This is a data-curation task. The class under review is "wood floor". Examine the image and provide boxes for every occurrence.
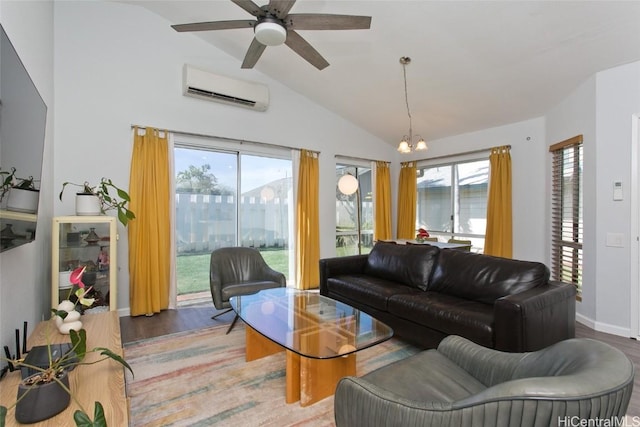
[119,306,640,416]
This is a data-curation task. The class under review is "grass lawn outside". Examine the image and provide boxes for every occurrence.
[176,246,373,295]
[176,249,290,295]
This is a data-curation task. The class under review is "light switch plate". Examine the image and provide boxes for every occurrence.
[606,233,625,247]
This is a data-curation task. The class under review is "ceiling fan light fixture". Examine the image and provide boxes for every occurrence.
[254,21,287,46]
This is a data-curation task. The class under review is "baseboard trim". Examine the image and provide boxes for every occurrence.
[576,313,632,338]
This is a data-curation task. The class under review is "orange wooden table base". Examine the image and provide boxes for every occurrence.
[245,326,355,406]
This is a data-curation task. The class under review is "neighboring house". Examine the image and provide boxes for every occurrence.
[1,0,639,353]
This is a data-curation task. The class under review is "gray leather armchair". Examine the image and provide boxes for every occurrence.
[335,335,634,427]
[210,247,286,333]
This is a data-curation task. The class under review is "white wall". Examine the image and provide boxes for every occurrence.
[0,1,54,354]
[53,1,395,313]
[594,61,640,335]
[546,60,640,336]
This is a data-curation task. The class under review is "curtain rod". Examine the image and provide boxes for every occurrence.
[131,124,300,152]
[335,154,389,164]
[422,145,511,162]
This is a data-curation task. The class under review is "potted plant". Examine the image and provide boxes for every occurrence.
[0,168,40,213]
[0,167,17,201]
[58,178,135,226]
[0,267,133,426]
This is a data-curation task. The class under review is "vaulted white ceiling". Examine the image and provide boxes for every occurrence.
[125,0,640,147]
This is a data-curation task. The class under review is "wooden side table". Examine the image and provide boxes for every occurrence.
[0,311,128,426]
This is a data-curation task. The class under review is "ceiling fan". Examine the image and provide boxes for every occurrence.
[171,0,372,70]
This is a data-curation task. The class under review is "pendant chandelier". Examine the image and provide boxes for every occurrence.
[397,56,427,153]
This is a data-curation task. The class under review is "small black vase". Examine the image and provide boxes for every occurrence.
[15,370,71,423]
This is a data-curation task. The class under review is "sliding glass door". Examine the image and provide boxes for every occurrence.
[174,144,292,302]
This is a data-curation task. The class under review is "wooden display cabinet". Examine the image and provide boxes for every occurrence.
[52,216,117,311]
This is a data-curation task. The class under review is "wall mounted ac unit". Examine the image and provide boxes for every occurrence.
[182,64,269,112]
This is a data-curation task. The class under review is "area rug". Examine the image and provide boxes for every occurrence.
[124,324,419,427]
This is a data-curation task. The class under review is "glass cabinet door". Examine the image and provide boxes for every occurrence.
[52,216,117,311]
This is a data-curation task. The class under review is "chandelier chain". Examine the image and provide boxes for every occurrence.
[403,62,413,140]
[397,56,426,153]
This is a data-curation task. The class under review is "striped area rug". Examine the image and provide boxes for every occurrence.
[124,323,419,426]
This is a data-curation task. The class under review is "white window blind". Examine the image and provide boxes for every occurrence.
[550,135,583,297]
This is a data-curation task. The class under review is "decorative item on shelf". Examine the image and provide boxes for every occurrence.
[396,57,428,154]
[54,299,83,335]
[415,228,430,242]
[0,323,133,426]
[58,178,135,226]
[84,227,100,245]
[59,270,73,289]
[97,246,110,271]
[1,223,18,246]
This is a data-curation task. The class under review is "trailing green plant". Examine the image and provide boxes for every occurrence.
[0,167,37,202]
[59,178,135,226]
[0,267,133,426]
[0,328,133,427]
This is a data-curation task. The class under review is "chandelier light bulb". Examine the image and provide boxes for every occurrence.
[397,140,410,153]
[415,138,428,151]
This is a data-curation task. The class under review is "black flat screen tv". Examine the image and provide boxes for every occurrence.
[0,23,47,252]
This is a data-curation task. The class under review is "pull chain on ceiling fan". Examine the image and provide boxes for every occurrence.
[171,0,372,70]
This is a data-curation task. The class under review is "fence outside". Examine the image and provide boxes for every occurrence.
[176,193,290,253]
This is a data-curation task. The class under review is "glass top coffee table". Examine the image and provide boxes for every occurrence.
[230,288,393,406]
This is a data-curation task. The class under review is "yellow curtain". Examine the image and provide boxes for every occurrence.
[374,161,392,241]
[484,145,513,258]
[128,127,171,316]
[396,161,417,239]
[295,150,320,290]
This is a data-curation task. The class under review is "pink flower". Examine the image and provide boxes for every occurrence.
[66,266,95,307]
[69,266,86,289]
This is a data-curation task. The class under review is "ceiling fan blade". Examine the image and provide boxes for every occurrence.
[241,38,268,69]
[267,1,296,19]
[172,20,256,32]
[287,14,372,30]
[231,0,265,17]
[285,30,329,70]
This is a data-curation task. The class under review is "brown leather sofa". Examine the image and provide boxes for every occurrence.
[319,242,576,351]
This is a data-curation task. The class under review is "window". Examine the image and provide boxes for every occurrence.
[550,135,583,297]
[416,159,489,251]
[335,164,373,255]
[174,143,292,302]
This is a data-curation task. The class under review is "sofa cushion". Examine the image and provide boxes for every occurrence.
[429,249,550,304]
[364,242,439,291]
[388,292,494,348]
[326,275,412,311]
